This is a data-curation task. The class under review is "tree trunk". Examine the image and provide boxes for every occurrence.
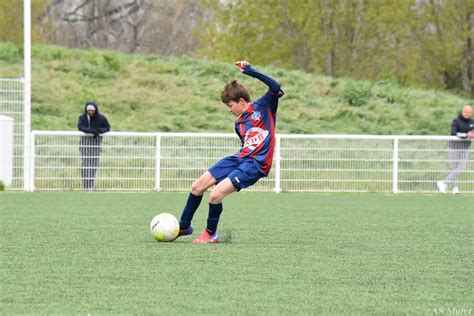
[321,0,336,77]
[460,8,473,97]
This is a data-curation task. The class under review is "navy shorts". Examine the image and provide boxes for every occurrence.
[208,156,265,191]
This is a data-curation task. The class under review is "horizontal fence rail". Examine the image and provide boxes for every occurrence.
[23,131,474,193]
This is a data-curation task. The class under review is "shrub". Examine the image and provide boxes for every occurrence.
[342,81,372,107]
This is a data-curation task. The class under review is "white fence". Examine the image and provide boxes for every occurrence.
[0,79,25,190]
[24,131,473,193]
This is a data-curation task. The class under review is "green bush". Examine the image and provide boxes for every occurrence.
[342,81,373,107]
[102,54,121,72]
[0,180,4,191]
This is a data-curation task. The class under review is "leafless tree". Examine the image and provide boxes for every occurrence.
[39,0,202,55]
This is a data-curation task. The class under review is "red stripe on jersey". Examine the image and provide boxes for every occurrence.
[236,104,252,158]
[247,108,276,173]
[260,108,276,173]
[248,121,268,158]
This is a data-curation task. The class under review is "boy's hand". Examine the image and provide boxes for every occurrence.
[235,61,250,72]
[468,131,474,139]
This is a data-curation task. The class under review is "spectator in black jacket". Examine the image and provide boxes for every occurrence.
[437,105,473,194]
[77,101,111,190]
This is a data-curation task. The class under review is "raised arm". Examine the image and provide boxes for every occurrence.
[235,61,282,94]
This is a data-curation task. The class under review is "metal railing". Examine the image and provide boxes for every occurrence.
[22,131,474,193]
[0,79,25,190]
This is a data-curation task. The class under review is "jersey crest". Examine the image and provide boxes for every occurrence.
[251,111,262,122]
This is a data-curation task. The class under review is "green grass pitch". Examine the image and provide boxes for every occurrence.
[1,192,472,314]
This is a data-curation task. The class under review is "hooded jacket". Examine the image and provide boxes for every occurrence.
[449,112,473,149]
[77,101,111,135]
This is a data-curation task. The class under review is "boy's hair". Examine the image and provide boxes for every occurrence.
[221,80,250,104]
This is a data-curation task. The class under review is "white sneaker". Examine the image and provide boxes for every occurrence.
[452,186,459,195]
[437,181,447,193]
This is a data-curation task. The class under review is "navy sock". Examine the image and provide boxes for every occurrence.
[206,203,223,235]
[179,193,203,230]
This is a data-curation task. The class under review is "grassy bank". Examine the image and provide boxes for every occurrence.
[0,42,470,134]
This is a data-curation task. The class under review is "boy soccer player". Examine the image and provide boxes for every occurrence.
[178,61,284,243]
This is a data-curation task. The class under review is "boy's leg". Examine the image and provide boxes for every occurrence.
[193,160,265,243]
[193,178,236,243]
[204,161,263,235]
[179,171,216,230]
[184,156,239,231]
[206,178,236,234]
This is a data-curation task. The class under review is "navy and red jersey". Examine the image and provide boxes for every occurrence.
[233,66,284,175]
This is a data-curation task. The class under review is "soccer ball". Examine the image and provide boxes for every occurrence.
[149,213,179,242]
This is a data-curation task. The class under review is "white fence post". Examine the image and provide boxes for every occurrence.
[23,0,32,191]
[274,135,282,193]
[392,137,399,194]
[155,134,161,191]
[29,131,35,191]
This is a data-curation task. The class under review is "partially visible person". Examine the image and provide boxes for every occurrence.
[77,101,111,190]
[437,105,473,194]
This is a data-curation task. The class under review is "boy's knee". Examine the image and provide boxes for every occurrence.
[209,190,223,204]
[191,180,206,196]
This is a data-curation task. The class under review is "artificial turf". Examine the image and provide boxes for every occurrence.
[1,192,472,314]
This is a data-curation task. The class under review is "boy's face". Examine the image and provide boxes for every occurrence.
[226,98,248,117]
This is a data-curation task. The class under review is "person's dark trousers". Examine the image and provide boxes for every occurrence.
[80,136,102,190]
